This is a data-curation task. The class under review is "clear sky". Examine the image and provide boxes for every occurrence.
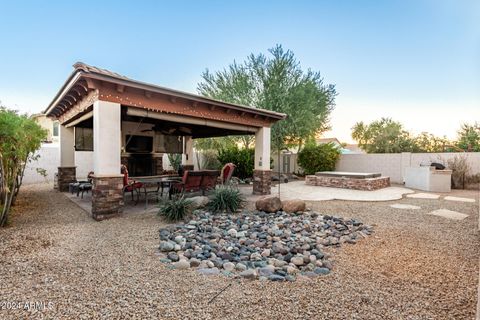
[0,0,478,143]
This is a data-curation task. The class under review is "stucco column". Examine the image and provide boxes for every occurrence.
[57,124,76,191]
[91,100,123,220]
[182,136,194,171]
[253,127,272,195]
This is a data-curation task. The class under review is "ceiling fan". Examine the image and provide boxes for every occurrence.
[140,124,192,135]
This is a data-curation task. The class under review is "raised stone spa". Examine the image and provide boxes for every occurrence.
[305,171,390,191]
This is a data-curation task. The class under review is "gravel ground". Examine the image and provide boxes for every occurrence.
[0,183,478,319]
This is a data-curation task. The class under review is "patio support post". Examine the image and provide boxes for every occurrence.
[91,100,124,221]
[182,136,194,171]
[57,124,76,191]
[253,126,271,195]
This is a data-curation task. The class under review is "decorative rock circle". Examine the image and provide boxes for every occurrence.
[158,210,373,282]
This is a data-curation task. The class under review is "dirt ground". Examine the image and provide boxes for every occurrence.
[0,183,478,319]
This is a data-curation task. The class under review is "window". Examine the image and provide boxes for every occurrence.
[75,127,93,151]
[52,121,59,137]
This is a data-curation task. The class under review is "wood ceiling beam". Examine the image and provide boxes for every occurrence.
[57,102,67,111]
[71,87,83,97]
[65,94,77,103]
[76,82,89,93]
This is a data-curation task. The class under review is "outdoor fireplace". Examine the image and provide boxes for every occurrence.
[122,154,163,177]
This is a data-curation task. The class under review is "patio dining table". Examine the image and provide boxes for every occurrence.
[131,175,182,208]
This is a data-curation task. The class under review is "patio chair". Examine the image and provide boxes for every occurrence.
[121,165,142,203]
[220,163,236,184]
[169,170,204,197]
[77,181,93,199]
[69,171,94,198]
[200,170,220,195]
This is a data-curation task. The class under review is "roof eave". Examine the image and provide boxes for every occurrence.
[44,70,84,116]
[45,64,287,121]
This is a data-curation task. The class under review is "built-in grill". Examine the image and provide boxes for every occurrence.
[405,162,452,192]
[420,162,446,170]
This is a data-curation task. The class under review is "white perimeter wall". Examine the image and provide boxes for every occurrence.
[336,152,480,184]
[25,146,480,185]
[23,144,202,184]
[23,144,95,184]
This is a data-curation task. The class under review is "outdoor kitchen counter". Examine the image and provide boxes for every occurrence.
[404,166,452,192]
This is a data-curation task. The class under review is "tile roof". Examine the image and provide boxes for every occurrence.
[73,62,130,80]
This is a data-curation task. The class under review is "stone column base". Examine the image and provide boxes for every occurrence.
[92,175,124,221]
[58,166,76,192]
[253,170,272,195]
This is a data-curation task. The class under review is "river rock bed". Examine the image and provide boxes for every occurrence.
[158,210,373,281]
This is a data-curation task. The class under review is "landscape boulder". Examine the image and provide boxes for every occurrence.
[189,196,210,209]
[255,196,282,213]
[282,199,306,213]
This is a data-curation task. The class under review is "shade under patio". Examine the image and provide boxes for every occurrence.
[44,62,286,220]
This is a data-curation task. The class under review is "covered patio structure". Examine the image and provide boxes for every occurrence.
[44,62,286,220]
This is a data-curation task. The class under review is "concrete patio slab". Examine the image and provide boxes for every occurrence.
[242,181,414,202]
[444,196,476,203]
[64,192,159,215]
[390,204,421,210]
[407,193,440,199]
[426,209,469,220]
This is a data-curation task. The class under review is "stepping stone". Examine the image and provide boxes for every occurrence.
[444,196,476,203]
[426,209,468,220]
[407,193,440,199]
[390,204,421,210]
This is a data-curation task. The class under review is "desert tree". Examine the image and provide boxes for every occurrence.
[197,45,337,151]
[351,118,418,153]
[456,122,480,152]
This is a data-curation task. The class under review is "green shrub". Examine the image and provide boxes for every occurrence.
[208,185,245,213]
[1,107,47,227]
[167,153,182,172]
[297,142,341,175]
[158,197,193,221]
[217,146,254,179]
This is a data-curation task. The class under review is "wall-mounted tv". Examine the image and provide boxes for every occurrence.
[125,135,153,153]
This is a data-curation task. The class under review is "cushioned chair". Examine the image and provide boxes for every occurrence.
[170,170,221,197]
[122,166,143,204]
[220,163,236,184]
[69,171,94,198]
[77,182,93,198]
[200,170,220,195]
[170,170,203,195]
